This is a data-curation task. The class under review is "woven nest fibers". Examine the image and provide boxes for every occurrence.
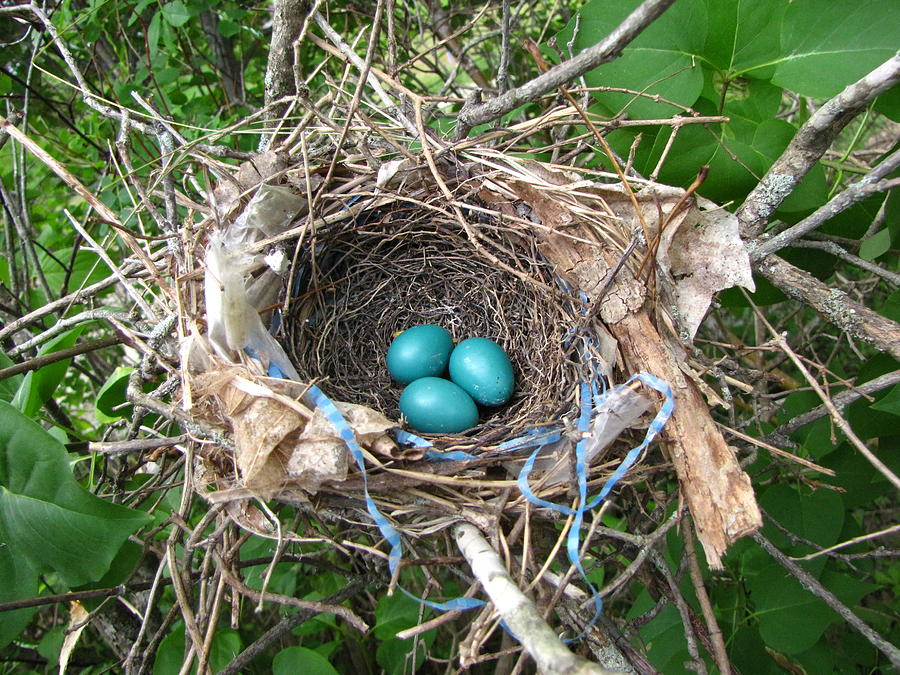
[283,205,586,446]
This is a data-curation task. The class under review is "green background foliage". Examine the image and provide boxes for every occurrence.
[1,0,897,672]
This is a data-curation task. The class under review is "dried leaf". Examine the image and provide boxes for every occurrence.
[657,198,755,340]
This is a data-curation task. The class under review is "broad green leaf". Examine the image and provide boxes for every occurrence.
[859,227,892,261]
[219,18,240,38]
[0,351,23,403]
[870,385,900,415]
[848,354,900,440]
[0,402,150,587]
[759,483,844,550]
[702,0,788,78]
[274,646,340,675]
[880,289,900,323]
[209,629,242,672]
[753,571,833,654]
[628,589,696,674]
[95,366,135,422]
[557,0,707,119]
[374,592,422,639]
[729,626,787,674]
[147,11,162,58]
[11,325,85,418]
[161,0,190,27]
[0,544,39,649]
[773,0,900,98]
[37,247,106,295]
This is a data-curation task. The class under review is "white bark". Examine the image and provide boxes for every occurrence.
[454,522,620,675]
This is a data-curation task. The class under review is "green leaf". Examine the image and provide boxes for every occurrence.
[0,402,150,587]
[209,629,242,672]
[870,384,900,416]
[0,351,23,403]
[147,11,162,58]
[628,589,696,674]
[702,0,788,79]
[557,0,707,119]
[0,543,39,649]
[859,227,892,261]
[95,366,135,422]
[273,646,340,675]
[161,0,191,27]
[11,325,85,418]
[773,0,900,98]
[37,247,106,295]
[219,18,239,38]
[753,570,833,654]
[759,483,844,550]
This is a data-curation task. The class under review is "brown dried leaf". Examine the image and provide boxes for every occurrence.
[657,199,755,340]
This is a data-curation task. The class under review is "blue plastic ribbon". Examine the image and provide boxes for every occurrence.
[516,372,675,636]
[257,283,675,628]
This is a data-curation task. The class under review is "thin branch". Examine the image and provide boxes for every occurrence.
[216,557,369,633]
[750,147,900,260]
[765,369,900,443]
[218,579,367,675]
[738,53,900,238]
[453,522,616,675]
[453,0,678,137]
[684,519,732,675]
[791,523,900,562]
[0,335,121,381]
[10,3,153,134]
[787,238,900,287]
[764,329,900,491]
[754,255,900,361]
[752,531,900,668]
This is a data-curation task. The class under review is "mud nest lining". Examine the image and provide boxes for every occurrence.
[283,205,587,446]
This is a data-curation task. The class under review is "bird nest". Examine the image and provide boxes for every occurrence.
[283,202,584,447]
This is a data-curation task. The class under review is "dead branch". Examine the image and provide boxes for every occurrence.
[754,255,900,361]
[751,149,900,260]
[764,368,900,444]
[454,522,617,675]
[752,531,900,669]
[453,0,678,137]
[738,53,900,238]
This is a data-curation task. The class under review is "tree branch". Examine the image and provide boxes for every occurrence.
[755,255,900,361]
[750,149,900,260]
[454,522,616,675]
[453,0,677,138]
[738,53,900,238]
[764,369,900,445]
[264,0,307,126]
[752,531,900,669]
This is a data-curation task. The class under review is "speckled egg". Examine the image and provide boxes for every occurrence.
[386,324,454,384]
[399,377,479,433]
[448,337,515,406]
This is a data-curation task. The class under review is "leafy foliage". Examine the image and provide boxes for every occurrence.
[0,0,897,672]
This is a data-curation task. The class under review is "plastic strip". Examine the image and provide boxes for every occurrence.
[516,372,675,636]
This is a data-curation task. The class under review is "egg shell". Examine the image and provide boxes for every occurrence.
[448,337,515,406]
[386,324,454,384]
[399,377,479,434]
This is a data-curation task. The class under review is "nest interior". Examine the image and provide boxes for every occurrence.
[282,201,589,448]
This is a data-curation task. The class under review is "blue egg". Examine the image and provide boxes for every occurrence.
[448,337,515,406]
[399,377,479,433]
[386,324,454,384]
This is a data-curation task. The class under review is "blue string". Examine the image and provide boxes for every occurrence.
[516,372,675,637]
[256,298,675,628]
[304,383,483,612]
